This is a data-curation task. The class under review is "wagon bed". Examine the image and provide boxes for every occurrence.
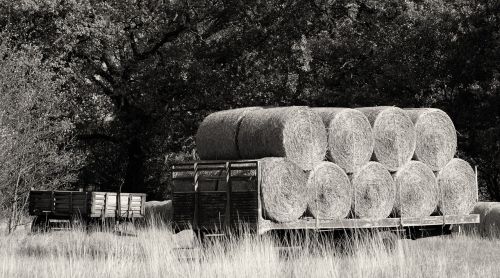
[171,160,479,238]
[29,190,146,232]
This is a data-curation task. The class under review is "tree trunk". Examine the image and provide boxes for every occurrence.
[122,138,145,193]
[7,170,22,234]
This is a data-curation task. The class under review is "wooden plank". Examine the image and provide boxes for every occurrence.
[259,218,401,232]
[444,214,479,224]
[258,215,481,233]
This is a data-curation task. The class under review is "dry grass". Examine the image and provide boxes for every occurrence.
[1,222,500,278]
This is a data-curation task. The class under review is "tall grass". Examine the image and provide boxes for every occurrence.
[1,223,500,278]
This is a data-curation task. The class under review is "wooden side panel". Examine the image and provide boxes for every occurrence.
[231,191,258,231]
[198,192,227,230]
[171,161,260,232]
[29,191,53,215]
[172,191,259,232]
[29,191,90,217]
[90,192,145,218]
[53,192,88,216]
[172,193,195,230]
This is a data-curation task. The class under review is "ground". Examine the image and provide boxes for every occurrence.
[0,223,499,278]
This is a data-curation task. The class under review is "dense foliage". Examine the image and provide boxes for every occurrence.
[0,0,499,223]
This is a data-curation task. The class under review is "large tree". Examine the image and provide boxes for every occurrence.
[0,0,498,201]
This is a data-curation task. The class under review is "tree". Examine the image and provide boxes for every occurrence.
[0,39,83,233]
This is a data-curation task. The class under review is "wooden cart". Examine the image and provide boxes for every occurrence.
[29,190,146,232]
[171,160,480,246]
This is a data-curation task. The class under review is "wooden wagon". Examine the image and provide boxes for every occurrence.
[171,160,479,247]
[29,190,146,232]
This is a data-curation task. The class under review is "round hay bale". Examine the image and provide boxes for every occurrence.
[437,158,477,215]
[144,200,172,225]
[356,106,416,172]
[306,161,352,219]
[260,157,308,223]
[471,202,500,237]
[405,108,457,171]
[351,162,395,218]
[196,107,262,159]
[313,108,374,173]
[392,161,438,217]
[238,107,327,171]
[482,203,500,238]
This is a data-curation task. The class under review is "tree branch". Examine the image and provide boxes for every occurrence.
[77,133,120,143]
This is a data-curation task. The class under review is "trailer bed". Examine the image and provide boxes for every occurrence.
[171,160,479,236]
[29,190,146,219]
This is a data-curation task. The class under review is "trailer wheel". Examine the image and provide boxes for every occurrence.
[31,216,49,233]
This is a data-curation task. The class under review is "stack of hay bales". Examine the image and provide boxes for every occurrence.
[192,105,476,223]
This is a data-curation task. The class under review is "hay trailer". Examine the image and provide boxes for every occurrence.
[171,160,480,248]
[29,190,146,232]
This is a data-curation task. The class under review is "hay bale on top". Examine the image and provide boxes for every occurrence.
[405,108,457,171]
[238,107,327,171]
[313,108,374,173]
[437,158,477,215]
[357,106,416,172]
[392,161,438,217]
[196,107,262,159]
[351,161,395,218]
[260,157,308,223]
[306,161,352,219]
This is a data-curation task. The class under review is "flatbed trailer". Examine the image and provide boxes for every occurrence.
[29,190,146,232]
[171,160,479,243]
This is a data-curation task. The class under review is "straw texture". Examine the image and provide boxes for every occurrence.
[437,158,477,215]
[238,106,327,171]
[351,161,396,218]
[196,107,262,159]
[405,108,457,171]
[259,157,308,223]
[471,202,500,237]
[392,161,438,217]
[357,106,416,172]
[306,161,352,219]
[313,108,374,173]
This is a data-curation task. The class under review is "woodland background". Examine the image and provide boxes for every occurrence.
[0,0,499,226]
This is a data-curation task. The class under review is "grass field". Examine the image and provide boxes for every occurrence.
[1,223,500,278]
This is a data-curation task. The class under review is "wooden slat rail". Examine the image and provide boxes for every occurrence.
[258,215,480,234]
[172,160,259,232]
[193,162,199,231]
[224,162,232,230]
